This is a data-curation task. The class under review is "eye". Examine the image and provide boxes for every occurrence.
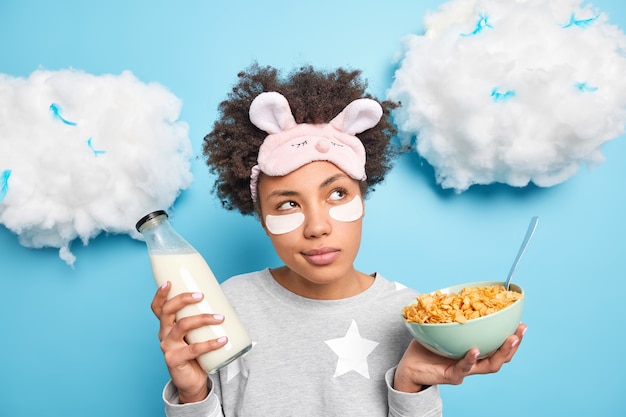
[329,188,347,202]
[277,200,298,211]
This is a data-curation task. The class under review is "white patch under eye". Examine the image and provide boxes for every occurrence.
[265,212,305,235]
[329,195,363,222]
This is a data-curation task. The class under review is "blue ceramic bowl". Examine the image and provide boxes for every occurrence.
[404,281,524,359]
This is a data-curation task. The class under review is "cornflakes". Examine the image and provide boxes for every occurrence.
[403,285,523,324]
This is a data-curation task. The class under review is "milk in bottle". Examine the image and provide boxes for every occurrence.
[136,210,251,374]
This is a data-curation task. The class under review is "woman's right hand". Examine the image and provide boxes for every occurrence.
[151,281,229,404]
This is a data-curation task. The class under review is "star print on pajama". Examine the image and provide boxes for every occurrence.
[325,319,380,378]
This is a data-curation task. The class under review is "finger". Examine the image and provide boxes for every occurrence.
[458,349,479,372]
[498,335,521,363]
[151,281,171,318]
[157,292,209,341]
[161,313,226,347]
[163,336,229,369]
[160,292,206,317]
[471,334,521,375]
[491,324,527,364]
[446,348,480,384]
[498,324,527,363]
[187,336,230,362]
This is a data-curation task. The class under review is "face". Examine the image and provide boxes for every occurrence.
[257,161,365,293]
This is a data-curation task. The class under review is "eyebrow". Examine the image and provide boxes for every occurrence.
[320,173,348,188]
[267,189,298,199]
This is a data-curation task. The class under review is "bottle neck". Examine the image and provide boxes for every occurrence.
[139,215,196,255]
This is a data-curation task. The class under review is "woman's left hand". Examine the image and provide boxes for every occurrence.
[393,323,527,393]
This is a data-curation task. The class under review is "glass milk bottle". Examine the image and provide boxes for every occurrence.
[136,210,251,374]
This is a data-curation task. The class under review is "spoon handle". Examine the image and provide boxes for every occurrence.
[505,216,539,289]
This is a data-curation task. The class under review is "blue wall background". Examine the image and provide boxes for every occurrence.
[1,1,625,416]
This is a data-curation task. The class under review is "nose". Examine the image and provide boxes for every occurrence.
[303,205,331,239]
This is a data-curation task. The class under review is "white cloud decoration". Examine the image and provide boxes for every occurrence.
[387,0,626,192]
[0,69,193,265]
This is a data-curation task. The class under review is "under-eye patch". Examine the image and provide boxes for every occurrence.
[265,212,305,235]
[329,195,363,222]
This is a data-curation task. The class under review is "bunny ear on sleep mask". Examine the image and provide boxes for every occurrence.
[249,91,297,134]
[249,91,383,202]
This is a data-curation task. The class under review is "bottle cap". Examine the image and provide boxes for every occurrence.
[135,210,168,232]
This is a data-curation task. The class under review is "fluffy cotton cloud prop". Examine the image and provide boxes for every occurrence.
[387,0,626,192]
[0,69,193,265]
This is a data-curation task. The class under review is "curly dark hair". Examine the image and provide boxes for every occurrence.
[203,63,399,216]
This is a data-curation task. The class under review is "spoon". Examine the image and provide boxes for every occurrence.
[504,216,539,290]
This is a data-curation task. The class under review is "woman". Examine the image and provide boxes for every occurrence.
[151,64,526,416]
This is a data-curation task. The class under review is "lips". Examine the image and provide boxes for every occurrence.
[302,247,340,265]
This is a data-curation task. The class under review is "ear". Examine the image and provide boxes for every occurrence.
[330,98,383,135]
[249,92,297,134]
